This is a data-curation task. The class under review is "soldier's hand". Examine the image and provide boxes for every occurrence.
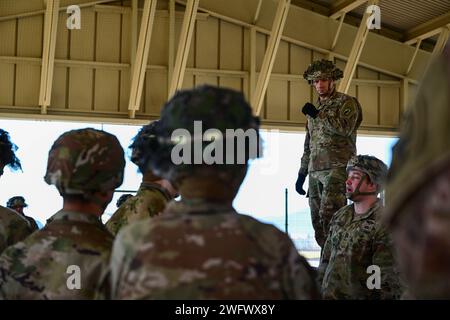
[295,173,307,195]
[302,103,319,119]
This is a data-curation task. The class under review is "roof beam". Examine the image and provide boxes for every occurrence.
[39,0,60,115]
[168,0,200,98]
[128,0,158,119]
[432,27,450,57]
[328,11,346,60]
[338,0,376,93]
[253,0,263,24]
[405,39,422,76]
[0,0,115,22]
[168,0,176,98]
[329,0,367,19]
[251,0,291,116]
[404,11,450,45]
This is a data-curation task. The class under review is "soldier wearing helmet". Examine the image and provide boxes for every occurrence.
[6,196,39,231]
[295,59,363,248]
[109,85,319,300]
[106,121,178,236]
[384,45,450,299]
[0,129,33,254]
[0,128,125,299]
[317,155,403,299]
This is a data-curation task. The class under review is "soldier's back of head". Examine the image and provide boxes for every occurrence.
[109,86,318,300]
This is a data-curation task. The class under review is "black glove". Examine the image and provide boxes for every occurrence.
[302,103,319,119]
[295,173,307,195]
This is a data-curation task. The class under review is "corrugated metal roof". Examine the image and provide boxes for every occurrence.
[352,0,450,32]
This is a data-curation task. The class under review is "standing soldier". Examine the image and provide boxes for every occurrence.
[109,85,319,299]
[106,121,178,236]
[0,128,125,299]
[0,129,33,254]
[6,196,39,231]
[295,59,363,248]
[318,155,403,299]
[384,45,450,299]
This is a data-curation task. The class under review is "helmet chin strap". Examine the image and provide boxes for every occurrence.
[346,174,377,200]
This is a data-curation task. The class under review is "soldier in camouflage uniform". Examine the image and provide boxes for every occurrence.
[0,129,33,254]
[106,121,178,236]
[318,155,403,299]
[384,45,450,299]
[295,59,363,248]
[0,128,125,299]
[6,196,39,231]
[108,85,319,299]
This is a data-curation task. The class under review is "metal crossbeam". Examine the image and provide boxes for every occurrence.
[168,0,200,98]
[338,0,376,94]
[329,0,367,19]
[128,0,158,118]
[251,0,291,116]
[39,0,60,114]
[404,12,450,45]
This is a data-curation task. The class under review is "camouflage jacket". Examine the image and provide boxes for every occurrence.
[23,215,39,232]
[105,182,171,236]
[0,210,113,299]
[299,90,362,175]
[0,206,33,254]
[318,200,403,299]
[108,199,319,300]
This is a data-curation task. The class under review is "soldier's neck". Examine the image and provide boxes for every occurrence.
[354,196,378,215]
[318,88,336,102]
[62,199,104,217]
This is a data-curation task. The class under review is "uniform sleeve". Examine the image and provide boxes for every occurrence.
[317,229,332,292]
[7,219,32,247]
[108,229,129,299]
[320,97,362,137]
[299,122,310,176]
[282,235,320,299]
[372,226,403,299]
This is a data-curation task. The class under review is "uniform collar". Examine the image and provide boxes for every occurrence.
[352,199,382,222]
[47,210,103,225]
[316,88,339,106]
[140,182,172,201]
[164,198,236,216]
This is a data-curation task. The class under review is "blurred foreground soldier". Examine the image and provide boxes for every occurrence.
[116,194,133,208]
[0,128,125,299]
[109,85,318,299]
[384,46,450,299]
[106,121,177,236]
[6,196,39,231]
[318,155,402,299]
[0,130,32,254]
[296,59,363,248]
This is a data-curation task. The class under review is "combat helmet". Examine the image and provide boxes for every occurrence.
[346,155,388,198]
[0,129,21,172]
[384,49,450,225]
[151,85,262,182]
[44,128,125,200]
[129,121,161,180]
[303,59,343,85]
[6,196,28,208]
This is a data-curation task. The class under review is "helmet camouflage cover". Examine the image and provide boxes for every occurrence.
[303,59,343,84]
[346,155,388,189]
[151,85,261,180]
[6,196,28,208]
[44,128,125,196]
[130,120,160,175]
[384,49,450,225]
